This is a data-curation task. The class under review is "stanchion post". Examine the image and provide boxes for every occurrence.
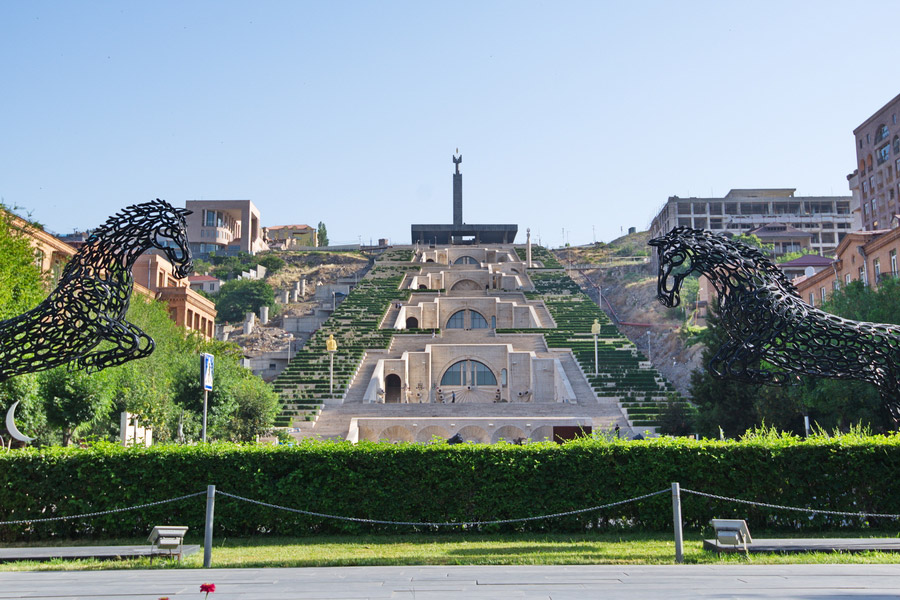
[204,484,215,568]
[671,482,684,563]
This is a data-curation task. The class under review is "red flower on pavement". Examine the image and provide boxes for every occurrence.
[200,582,216,597]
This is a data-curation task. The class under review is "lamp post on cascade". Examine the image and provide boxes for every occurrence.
[591,318,601,376]
[326,333,338,397]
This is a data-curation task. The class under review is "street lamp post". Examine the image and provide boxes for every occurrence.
[326,334,338,396]
[646,331,652,364]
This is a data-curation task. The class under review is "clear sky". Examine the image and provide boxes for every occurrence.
[1,1,898,247]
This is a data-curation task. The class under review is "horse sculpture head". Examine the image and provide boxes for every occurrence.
[145,199,194,278]
[648,226,703,308]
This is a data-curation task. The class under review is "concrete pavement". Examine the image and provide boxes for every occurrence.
[2,564,900,599]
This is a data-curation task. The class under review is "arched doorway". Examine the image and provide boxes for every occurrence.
[385,374,402,403]
[406,316,419,329]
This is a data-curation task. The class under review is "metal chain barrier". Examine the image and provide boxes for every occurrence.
[0,491,207,526]
[682,488,900,519]
[216,488,670,527]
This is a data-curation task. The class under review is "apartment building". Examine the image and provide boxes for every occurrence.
[852,93,900,231]
[649,188,854,257]
[794,227,900,308]
[132,251,217,338]
[184,200,268,256]
[265,224,317,248]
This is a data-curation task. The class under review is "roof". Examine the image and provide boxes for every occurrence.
[725,189,796,198]
[189,275,221,282]
[779,255,834,268]
[748,223,812,239]
[266,224,313,231]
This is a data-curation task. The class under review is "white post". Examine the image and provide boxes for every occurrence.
[203,484,215,568]
[329,351,335,396]
[593,333,598,376]
[202,389,208,443]
[672,482,684,563]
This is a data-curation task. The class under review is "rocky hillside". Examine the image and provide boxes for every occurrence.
[555,232,703,396]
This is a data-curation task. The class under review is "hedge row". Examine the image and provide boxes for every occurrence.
[2,437,899,540]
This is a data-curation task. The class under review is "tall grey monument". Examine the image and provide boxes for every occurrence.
[453,150,463,227]
[411,151,518,245]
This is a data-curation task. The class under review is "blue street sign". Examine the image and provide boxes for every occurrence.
[202,353,214,391]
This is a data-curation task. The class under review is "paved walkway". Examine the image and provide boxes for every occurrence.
[3,564,900,599]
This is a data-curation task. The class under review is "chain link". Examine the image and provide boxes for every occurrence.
[681,488,900,519]
[0,491,207,526]
[216,488,670,527]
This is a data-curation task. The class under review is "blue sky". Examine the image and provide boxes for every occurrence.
[1,1,898,247]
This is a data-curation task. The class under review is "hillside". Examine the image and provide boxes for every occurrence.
[554,232,703,396]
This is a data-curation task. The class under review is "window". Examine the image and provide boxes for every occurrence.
[878,144,891,165]
[440,362,463,385]
[863,180,870,195]
[845,273,852,285]
[833,279,840,292]
[470,311,489,329]
[446,310,466,328]
[501,368,507,386]
[205,210,216,227]
[860,266,867,286]
[874,258,881,280]
[876,124,890,143]
[472,361,497,385]
[809,293,815,305]
[453,256,478,265]
[891,249,897,276]
[440,360,497,386]
[820,287,826,303]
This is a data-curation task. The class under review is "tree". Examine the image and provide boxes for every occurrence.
[689,299,805,437]
[776,248,818,264]
[317,221,329,247]
[170,339,278,441]
[0,205,46,319]
[39,367,113,446]
[214,279,275,322]
[256,254,285,275]
[732,233,775,256]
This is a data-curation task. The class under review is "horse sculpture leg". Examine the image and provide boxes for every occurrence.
[76,318,155,372]
[709,338,791,385]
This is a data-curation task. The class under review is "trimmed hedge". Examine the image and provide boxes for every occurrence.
[3,437,900,540]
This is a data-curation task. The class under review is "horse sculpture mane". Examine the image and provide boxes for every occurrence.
[0,199,193,383]
[649,226,900,420]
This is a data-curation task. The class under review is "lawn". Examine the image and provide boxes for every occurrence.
[2,532,900,571]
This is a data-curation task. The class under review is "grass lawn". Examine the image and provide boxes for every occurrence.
[2,531,900,571]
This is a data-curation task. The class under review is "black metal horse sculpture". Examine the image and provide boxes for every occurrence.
[649,226,900,418]
[0,199,192,382]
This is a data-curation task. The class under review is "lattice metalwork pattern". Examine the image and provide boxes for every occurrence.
[649,226,900,418]
[0,199,192,381]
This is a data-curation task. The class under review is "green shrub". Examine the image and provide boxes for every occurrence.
[2,436,900,540]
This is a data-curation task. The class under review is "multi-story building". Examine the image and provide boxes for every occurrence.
[852,93,900,231]
[649,189,854,257]
[184,200,268,256]
[133,252,217,338]
[794,227,900,308]
[265,224,317,248]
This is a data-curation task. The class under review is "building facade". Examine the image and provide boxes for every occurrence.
[184,200,268,256]
[133,251,217,338]
[852,93,900,231]
[265,224,317,248]
[794,228,900,308]
[649,189,854,257]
